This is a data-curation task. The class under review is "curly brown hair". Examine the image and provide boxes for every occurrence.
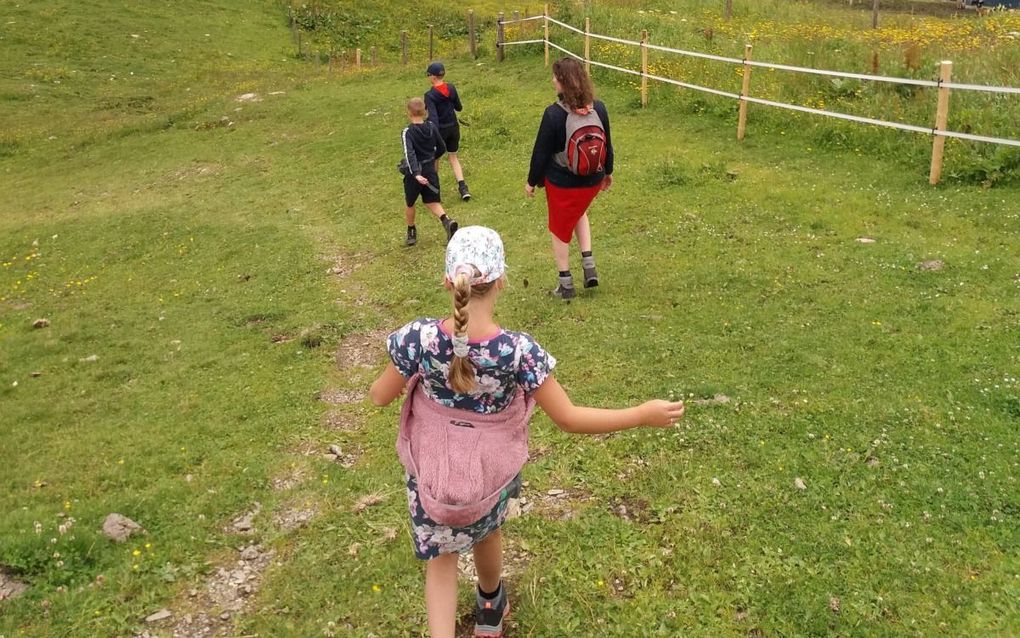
[552,57,595,110]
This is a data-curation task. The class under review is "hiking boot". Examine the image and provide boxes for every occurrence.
[551,273,576,300]
[443,217,459,243]
[405,226,417,247]
[474,584,509,638]
[459,182,472,201]
[550,284,576,299]
[581,254,598,288]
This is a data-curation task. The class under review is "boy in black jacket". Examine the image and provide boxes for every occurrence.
[424,62,471,201]
[401,97,459,247]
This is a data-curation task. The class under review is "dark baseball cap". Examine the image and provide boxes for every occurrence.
[426,61,445,76]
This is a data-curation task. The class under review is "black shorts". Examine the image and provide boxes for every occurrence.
[403,166,441,207]
[439,125,460,154]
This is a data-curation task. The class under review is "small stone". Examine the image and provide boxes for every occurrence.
[918,259,944,272]
[30,371,42,378]
[189,588,198,597]
[80,354,99,363]
[328,444,343,456]
[794,477,807,490]
[855,237,876,244]
[220,611,231,621]
[32,318,50,329]
[711,477,722,487]
[240,545,260,561]
[547,489,565,496]
[144,609,172,623]
[829,596,841,614]
[102,513,143,542]
[866,456,880,468]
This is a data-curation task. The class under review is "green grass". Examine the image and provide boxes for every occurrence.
[1,1,1019,637]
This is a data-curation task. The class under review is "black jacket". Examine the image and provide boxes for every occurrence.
[425,83,463,130]
[527,99,613,188]
[401,121,447,176]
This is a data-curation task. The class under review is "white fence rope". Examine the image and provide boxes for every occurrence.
[526,14,1020,95]
[501,15,545,25]
[499,15,1020,149]
[502,39,546,46]
[544,16,585,36]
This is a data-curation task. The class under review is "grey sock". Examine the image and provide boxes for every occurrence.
[581,255,596,270]
[558,273,575,289]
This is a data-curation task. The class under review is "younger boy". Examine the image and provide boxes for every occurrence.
[424,62,471,201]
[400,97,459,247]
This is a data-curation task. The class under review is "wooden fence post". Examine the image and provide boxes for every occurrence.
[468,10,477,58]
[737,44,753,140]
[428,25,434,61]
[497,13,505,62]
[371,46,378,66]
[584,17,591,74]
[929,60,953,185]
[513,10,520,21]
[355,48,362,69]
[640,30,649,107]
[725,0,733,20]
[401,30,409,65]
[872,0,880,28]
[544,4,550,67]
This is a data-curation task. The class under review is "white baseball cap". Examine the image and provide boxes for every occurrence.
[445,226,506,285]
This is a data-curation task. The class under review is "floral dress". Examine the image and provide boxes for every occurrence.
[387,318,555,559]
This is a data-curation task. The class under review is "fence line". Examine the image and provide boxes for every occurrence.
[499,10,1020,184]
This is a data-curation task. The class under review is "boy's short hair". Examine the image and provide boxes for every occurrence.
[407,97,426,117]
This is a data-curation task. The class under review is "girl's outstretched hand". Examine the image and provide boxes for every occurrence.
[641,400,686,427]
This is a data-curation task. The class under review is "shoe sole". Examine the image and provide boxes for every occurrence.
[461,194,471,201]
[584,279,598,288]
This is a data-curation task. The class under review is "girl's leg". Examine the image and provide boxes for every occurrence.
[447,153,465,182]
[425,553,460,638]
[472,529,503,594]
[405,205,416,226]
[574,213,598,287]
[573,213,592,252]
[551,234,571,272]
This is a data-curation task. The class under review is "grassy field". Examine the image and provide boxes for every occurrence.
[1,1,1018,637]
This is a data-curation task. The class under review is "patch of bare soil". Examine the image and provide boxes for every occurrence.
[322,410,360,432]
[334,329,388,370]
[270,466,307,491]
[225,503,261,535]
[608,495,654,524]
[156,544,276,638]
[293,441,362,469]
[0,567,28,601]
[272,502,318,532]
[525,486,593,522]
[318,388,366,405]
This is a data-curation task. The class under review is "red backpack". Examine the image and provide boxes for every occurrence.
[554,101,606,177]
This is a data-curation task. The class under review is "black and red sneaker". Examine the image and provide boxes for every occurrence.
[474,583,509,637]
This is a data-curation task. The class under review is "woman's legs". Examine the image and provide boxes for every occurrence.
[425,553,459,638]
[573,213,592,252]
[551,234,571,272]
[574,213,598,287]
[472,529,503,594]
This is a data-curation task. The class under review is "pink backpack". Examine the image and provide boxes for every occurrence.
[396,376,535,527]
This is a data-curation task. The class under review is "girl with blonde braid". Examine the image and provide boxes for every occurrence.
[370,226,685,638]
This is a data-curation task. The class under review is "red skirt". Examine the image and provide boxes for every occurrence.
[544,177,603,243]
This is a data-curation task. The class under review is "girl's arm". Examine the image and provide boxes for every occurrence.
[370,362,408,406]
[533,375,684,434]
